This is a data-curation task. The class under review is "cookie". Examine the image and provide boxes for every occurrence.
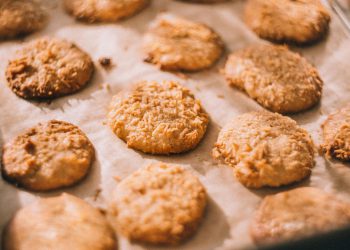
[3,193,117,250]
[0,0,47,39]
[213,111,315,188]
[6,37,94,99]
[1,120,95,191]
[109,163,207,245]
[64,0,149,23]
[223,44,323,114]
[143,14,224,71]
[107,80,209,154]
[321,105,350,161]
[244,0,331,45]
[250,187,350,245]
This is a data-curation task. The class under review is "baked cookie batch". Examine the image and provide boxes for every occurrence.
[1,0,350,249]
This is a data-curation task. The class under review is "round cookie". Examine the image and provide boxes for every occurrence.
[223,44,323,114]
[250,187,350,245]
[109,163,207,245]
[244,0,331,45]
[143,14,224,71]
[1,120,95,191]
[6,37,94,99]
[64,0,150,23]
[3,193,117,250]
[0,0,47,39]
[213,111,315,188]
[321,105,350,161]
[107,80,209,154]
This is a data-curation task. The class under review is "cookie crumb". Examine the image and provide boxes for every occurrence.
[98,57,115,70]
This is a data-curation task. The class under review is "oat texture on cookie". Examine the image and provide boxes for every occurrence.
[213,111,315,188]
[321,105,350,161]
[3,194,117,250]
[0,0,47,38]
[64,0,150,23]
[244,0,331,45]
[6,38,94,99]
[109,163,207,245]
[1,120,95,191]
[250,187,350,245]
[143,14,224,71]
[107,80,209,154]
[223,44,323,114]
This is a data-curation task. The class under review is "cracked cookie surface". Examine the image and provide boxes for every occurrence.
[3,194,117,250]
[244,0,331,45]
[213,111,315,188]
[1,120,95,191]
[6,38,94,99]
[107,80,209,154]
[223,44,323,114]
[109,163,207,245]
[143,14,224,71]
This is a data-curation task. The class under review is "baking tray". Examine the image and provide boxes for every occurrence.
[0,1,350,250]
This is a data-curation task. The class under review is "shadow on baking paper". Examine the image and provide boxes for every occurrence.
[289,101,323,126]
[179,197,231,250]
[0,129,21,248]
[246,175,312,199]
[28,66,113,112]
[323,158,350,197]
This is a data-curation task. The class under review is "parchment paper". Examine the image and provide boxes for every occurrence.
[0,1,350,249]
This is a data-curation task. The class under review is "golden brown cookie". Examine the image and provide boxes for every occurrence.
[109,163,207,245]
[244,0,331,45]
[64,0,150,23]
[321,105,350,161]
[3,193,117,250]
[6,37,94,99]
[223,44,323,114]
[213,111,315,188]
[250,187,350,245]
[143,14,224,71]
[0,0,47,39]
[107,80,209,154]
[1,120,95,191]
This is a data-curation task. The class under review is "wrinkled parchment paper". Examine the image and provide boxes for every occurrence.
[1,1,350,249]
